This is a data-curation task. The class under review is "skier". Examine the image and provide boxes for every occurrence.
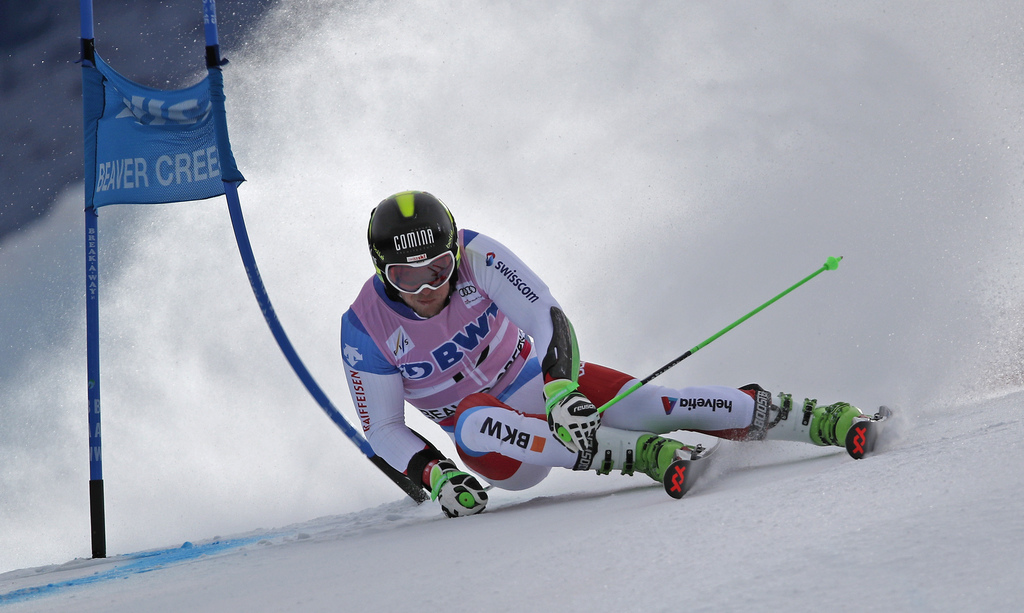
[341,190,869,517]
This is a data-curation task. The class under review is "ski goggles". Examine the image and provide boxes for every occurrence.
[384,251,456,294]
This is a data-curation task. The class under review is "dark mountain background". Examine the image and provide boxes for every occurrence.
[0,0,277,244]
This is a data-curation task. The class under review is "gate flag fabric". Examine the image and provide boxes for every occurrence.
[82,53,243,209]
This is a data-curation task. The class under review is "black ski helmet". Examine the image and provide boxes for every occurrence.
[367,191,460,295]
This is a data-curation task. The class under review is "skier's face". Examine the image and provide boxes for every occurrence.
[399,284,449,318]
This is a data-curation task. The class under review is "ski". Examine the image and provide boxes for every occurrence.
[662,441,721,499]
[845,405,892,459]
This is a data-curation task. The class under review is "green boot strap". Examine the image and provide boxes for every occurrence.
[801,398,818,427]
[543,378,579,415]
[771,392,794,428]
[594,446,635,476]
[429,464,470,502]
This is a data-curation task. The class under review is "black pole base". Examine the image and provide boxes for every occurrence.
[89,479,106,558]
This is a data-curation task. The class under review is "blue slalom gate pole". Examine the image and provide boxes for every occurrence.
[202,0,427,503]
[80,0,106,560]
[78,0,427,564]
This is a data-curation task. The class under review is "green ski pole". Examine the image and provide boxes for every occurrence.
[597,256,843,414]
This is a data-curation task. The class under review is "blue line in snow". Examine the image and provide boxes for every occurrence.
[0,536,269,605]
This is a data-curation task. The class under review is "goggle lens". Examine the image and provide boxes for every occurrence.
[385,252,456,294]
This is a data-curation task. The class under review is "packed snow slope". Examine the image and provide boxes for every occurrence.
[2,393,1022,611]
[2,1,1024,610]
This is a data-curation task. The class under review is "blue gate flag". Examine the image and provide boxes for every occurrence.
[83,53,243,208]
